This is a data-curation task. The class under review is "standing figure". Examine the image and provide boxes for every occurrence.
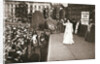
[31,31,39,49]
[62,19,74,44]
[85,19,95,42]
[75,20,81,34]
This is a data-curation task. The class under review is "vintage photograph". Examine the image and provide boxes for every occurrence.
[4,0,95,64]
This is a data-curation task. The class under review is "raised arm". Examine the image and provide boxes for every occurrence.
[61,20,66,26]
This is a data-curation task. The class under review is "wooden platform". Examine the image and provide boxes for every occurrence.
[47,33,95,61]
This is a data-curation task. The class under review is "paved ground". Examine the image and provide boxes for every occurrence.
[47,33,95,61]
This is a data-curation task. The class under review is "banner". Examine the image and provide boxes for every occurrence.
[81,11,89,25]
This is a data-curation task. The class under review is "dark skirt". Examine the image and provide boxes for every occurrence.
[85,25,95,42]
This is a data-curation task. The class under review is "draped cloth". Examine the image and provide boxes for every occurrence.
[31,11,45,30]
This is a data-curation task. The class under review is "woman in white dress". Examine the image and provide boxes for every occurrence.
[62,19,74,44]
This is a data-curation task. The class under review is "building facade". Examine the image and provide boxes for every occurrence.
[4,1,51,22]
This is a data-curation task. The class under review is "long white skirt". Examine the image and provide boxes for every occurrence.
[63,32,74,44]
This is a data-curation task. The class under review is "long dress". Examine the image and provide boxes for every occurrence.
[85,23,95,42]
[63,22,74,44]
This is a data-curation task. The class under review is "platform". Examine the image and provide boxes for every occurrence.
[47,33,95,61]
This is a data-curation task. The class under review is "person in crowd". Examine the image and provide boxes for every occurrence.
[26,35,31,59]
[7,44,17,63]
[31,30,39,51]
[75,20,81,34]
[85,19,95,42]
[72,19,77,34]
[62,18,74,44]
[57,20,63,33]
[40,32,48,61]
[60,19,65,33]
[40,33,48,48]
[13,50,23,63]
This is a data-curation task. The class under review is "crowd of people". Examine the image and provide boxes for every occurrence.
[4,24,49,63]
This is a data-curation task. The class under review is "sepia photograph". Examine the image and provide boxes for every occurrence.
[3,0,95,64]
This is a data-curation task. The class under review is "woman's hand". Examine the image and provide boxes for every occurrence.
[61,19,64,23]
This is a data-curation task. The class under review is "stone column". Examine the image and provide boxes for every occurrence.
[32,4,35,13]
[9,4,11,18]
[13,4,15,18]
[36,4,38,11]
[29,4,32,14]
[11,4,13,22]
[11,4,15,22]
[27,3,30,14]
[7,3,9,18]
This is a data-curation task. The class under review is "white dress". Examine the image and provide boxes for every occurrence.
[63,22,74,44]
